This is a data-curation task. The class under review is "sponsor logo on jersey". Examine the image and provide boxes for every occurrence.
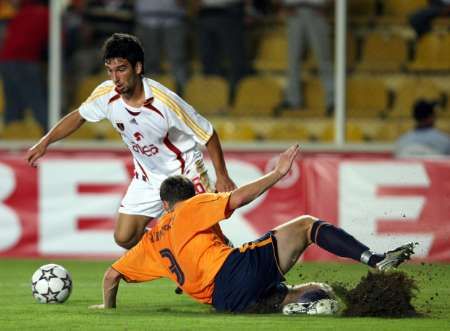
[131,143,159,157]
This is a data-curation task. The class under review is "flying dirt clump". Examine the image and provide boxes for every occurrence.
[333,271,419,317]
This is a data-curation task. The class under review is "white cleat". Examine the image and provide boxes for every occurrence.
[376,242,418,271]
[282,299,339,316]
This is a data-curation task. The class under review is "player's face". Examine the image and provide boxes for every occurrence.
[105,58,142,95]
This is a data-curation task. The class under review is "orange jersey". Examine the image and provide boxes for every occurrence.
[112,192,235,304]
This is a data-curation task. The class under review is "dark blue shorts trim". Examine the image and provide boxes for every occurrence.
[212,231,286,313]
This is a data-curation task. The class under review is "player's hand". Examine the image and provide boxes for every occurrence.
[274,144,299,178]
[26,140,48,168]
[88,304,105,309]
[215,175,237,192]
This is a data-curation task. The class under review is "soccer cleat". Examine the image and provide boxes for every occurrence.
[376,242,418,271]
[282,299,339,315]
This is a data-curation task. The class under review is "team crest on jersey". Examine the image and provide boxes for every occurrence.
[116,122,125,131]
[134,132,144,141]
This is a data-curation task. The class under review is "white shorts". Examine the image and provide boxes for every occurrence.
[118,160,214,218]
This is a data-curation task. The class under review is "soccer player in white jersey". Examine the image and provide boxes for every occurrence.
[26,33,236,249]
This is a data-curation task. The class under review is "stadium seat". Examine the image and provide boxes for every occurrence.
[320,122,366,143]
[213,120,256,141]
[1,120,43,140]
[73,72,109,108]
[232,76,283,116]
[253,31,288,72]
[381,0,427,23]
[373,120,402,142]
[304,78,326,113]
[184,75,229,115]
[389,79,442,118]
[66,122,101,140]
[346,78,388,118]
[265,121,309,141]
[408,33,450,71]
[151,74,176,91]
[357,32,408,72]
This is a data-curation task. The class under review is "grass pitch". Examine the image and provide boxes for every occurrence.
[0,260,448,330]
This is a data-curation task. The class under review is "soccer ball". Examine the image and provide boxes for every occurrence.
[31,264,72,304]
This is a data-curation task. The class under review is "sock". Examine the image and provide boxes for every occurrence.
[310,220,383,267]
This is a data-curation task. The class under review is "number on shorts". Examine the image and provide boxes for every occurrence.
[159,248,185,285]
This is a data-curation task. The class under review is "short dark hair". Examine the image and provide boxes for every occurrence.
[160,176,196,208]
[102,33,144,71]
[413,99,437,122]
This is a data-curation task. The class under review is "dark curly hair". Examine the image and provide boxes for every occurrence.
[102,33,144,72]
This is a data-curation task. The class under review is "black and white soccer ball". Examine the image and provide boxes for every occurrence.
[282,282,339,315]
[31,264,72,304]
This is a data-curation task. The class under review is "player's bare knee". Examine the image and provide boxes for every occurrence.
[114,232,135,249]
[294,215,318,244]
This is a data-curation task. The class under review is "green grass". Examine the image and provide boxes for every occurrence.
[0,260,448,330]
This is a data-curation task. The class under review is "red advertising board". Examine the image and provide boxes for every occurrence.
[0,150,449,261]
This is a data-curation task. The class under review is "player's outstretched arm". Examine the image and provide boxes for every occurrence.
[26,110,86,167]
[89,267,122,309]
[205,130,236,192]
[228,144,299,210]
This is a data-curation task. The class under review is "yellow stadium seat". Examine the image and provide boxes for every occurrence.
[318,123,365,143]
[254,32,288,72]
[265,121,309,141]
[66,122,101,140]
[346,78,388,118]
[232,76,282,116]
[214,121,256,141]
[304,78,326,113]
[1,120,43,140]
[73,73,109,108]
[151,74,176,91]
[408,33,450,71]
[373,121,401,142]
[357,32,408,72]
[184,75,229,115]
[381,0,427,23]
[389,79,442,118]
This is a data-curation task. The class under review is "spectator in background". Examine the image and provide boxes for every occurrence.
[277,0,334,116]
[0,0,49,130]
[409,0,450,38]
[194,0,251,102]
[395,100,450,158]
[65,0,134,106]
[134,0,188,95]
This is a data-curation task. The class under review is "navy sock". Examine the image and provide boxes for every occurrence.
[310,220,380,266]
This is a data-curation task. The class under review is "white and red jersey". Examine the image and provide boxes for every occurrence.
[78,77,213,183]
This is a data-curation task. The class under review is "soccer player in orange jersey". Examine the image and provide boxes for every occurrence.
[90,145,416,314]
